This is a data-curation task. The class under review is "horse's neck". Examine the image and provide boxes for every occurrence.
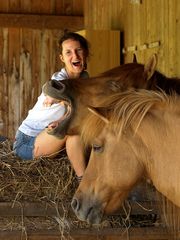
[72,77,104,92]
[72,77,113,106]
[139,111,180,207]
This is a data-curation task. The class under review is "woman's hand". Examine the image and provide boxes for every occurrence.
[43,95,60,107]
[47,120,59,130]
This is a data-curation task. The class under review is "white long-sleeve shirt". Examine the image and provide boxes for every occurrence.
[18,68,89,137]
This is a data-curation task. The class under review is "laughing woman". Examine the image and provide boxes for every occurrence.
[13,31,90,181]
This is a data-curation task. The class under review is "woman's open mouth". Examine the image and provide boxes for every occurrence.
[72,60,82,68]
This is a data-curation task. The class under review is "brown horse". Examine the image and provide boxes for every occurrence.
[71,90,180,226]
[43,55,180,138]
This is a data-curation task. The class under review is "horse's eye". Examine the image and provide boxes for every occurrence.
[92,144,103,153]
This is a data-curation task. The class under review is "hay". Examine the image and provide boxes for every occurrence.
[0,140,160,235]
[0,140,77,202]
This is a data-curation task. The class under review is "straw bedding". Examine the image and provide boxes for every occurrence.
[0,140,160,234]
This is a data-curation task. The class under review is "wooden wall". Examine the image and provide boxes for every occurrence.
[0,0,84,139]
[84,0,180,77]
[78,29,120,76]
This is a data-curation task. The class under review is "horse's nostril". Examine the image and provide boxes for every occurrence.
[71,197,80,212]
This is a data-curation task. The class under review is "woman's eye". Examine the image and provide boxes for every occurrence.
[77,48,83,54]
[92,144,103,153]
[65,51,71,55]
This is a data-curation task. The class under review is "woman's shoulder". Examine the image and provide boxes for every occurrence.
[51,68,68,80]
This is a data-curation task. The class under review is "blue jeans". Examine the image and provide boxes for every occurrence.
[13,130,36,160]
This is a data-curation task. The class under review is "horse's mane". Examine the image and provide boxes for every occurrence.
[107,89,172,136]
[81,89,178,146]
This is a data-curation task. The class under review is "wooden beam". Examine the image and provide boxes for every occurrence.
[0,13,84,30]
[0,201,159,217]
[0,228,176,240]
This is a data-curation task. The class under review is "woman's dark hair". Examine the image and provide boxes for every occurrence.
[58,31,90,58]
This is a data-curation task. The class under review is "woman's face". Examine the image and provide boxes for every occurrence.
[60,38,86,78]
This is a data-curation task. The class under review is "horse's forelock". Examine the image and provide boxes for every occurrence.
[110,90,172,137]
[82,90,170,142]
[81,112,106,147]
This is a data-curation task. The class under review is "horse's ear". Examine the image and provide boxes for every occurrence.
[133,53,138,63]
[88,107,109,124]
[144,54,158,81]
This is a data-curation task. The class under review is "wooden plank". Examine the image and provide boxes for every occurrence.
[73,0,84,15]
[0,201,159,217]
[0,1,9,12]
[78,30,120,77]
[54,0,74,15]
[8,0,21,12]
[0,202,63,217]
[84,0,112,29]
[0,227,176,240]
[175,0,180,76]
[0,29,7,136]
[19,28,33,119]
[0,14,84,30]
[32,0,53,14]
[168,0,177,77]
[20,0,32,13]
[8,28,21,140]
[40,30,52,86]
[31,29,43,102]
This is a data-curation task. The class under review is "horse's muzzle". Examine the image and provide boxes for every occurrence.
[71,196,103,224]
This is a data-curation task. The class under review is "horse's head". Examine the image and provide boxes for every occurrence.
[71,89,155,224]
[71,124,145,224]
[43,55,160,138]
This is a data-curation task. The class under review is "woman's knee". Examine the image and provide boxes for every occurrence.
[34,130,66,158]
[66,135,82,148]
[65,135,85,161]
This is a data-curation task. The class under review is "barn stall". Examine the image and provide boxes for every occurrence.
[0,0,179,239]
